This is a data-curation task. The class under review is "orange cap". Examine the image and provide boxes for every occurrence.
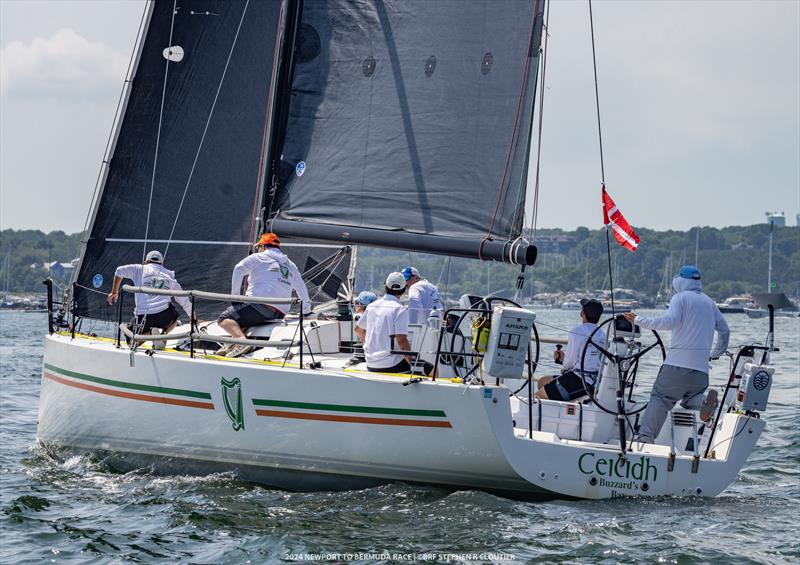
[256,232,281,247]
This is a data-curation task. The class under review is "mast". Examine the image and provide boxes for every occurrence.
[259,0,303,230]
[767,219,773,292]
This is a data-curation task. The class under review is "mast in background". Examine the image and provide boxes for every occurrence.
[767,218,774,292]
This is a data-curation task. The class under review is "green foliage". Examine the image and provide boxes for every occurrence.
[0,230,83,292]
[355,225,800,302]
[1,225,797,301]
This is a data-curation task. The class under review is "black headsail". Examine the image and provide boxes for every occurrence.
[267,0,545,265]
[75,0,286,320]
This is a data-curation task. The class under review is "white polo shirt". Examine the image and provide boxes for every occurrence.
[356,294,409,368]
[562,322,606,378]
[407,279,443,324]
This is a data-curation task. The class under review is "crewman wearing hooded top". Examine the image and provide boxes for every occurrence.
[107,250,195,335]
[624,265,730,443]
[217,232,311,356]
[402,266,443,325]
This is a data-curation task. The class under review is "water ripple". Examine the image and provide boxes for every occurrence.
[1,311,798,563]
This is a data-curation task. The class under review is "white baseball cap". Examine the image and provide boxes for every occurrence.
[385,272,406,291]
[145,250,163,264]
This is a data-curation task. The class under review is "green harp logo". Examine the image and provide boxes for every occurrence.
[221,377,245,431]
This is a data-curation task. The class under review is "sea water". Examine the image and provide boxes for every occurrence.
[1,311,797,563]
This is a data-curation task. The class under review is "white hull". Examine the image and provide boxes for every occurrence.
[39,333,537,496]
[744,307,797,319]
[39,333,765,499]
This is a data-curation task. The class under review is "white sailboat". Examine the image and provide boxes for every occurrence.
[38,0,777,500]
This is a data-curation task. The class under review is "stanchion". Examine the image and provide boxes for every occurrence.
[116,287,124,348]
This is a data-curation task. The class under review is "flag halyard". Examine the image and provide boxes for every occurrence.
[601,185,640,252]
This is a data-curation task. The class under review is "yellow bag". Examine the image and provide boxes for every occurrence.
[471,316,491,353]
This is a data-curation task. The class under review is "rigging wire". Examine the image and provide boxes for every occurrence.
[250,0,288,246]
[514,0,550,302]
[142,0,178,265]
[526,0,550,246]
[479,0,540,260]
[510,0,548,237]
[588,0,617,322]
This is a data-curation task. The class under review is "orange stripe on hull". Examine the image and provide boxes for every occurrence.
[255,409,452,428]
[44,372,215,410]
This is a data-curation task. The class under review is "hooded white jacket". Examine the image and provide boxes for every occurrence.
[230,248,311,315]
[407,279,443,324]
[634,277,729,373]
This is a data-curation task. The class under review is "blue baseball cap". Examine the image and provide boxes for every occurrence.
[678,265,701,280]
[401,266,419,280]
[355,291,377,306]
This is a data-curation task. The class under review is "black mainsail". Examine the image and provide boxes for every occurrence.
[267,0,545,265]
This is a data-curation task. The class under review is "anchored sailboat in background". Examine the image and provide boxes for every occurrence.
[38,0,779,500]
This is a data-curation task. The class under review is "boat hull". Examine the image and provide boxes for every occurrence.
[38,334,541,497]
[38,334,765,500]
[483,391,765,499]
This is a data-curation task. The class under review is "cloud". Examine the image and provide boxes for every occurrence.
[0,28,127,95]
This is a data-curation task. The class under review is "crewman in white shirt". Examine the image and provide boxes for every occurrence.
[107,250,195,335]
[402,266,443,324]
[536,299,606,401]
[218,233,311,353]
[355,272,434,376]
[624,265,729,443]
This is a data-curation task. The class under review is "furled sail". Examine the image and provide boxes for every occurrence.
[74,0,348,320]
[268,0,545,265]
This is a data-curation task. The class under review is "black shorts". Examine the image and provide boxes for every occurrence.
[367,359,412,374]
[134,304,179,332]
[544,370,595,401]
[218,303,284,329]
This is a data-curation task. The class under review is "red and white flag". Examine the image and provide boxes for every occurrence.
[601,185,640,252]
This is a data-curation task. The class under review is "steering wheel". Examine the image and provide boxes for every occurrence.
[578,315,665,416]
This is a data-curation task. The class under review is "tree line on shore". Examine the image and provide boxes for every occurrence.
[1,224,798,301]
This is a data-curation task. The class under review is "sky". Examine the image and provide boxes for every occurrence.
[0,0,798,234]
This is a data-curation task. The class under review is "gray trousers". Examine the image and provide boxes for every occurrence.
[638,364,708,443]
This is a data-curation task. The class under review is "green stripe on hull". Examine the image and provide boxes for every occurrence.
[252,398,446,418]
[43,363,212,400]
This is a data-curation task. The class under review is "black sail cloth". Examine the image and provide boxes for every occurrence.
[270,0,544,265]
[75,0,282,320]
